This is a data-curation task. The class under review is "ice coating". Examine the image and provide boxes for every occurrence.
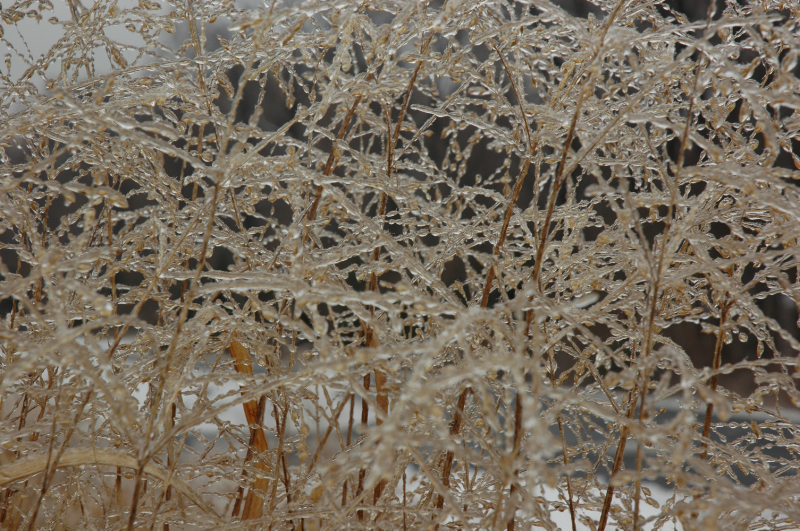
[1,1,800,530]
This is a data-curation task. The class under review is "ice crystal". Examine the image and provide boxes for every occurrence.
[2,0,800,530]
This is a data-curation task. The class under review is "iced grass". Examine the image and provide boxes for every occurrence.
[1,0,800,530]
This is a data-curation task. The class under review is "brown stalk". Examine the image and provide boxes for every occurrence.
[146,417,193,531]
[556,415,577,531]
[355,374,371,521]
[371,363,388,506]
[603,231,666,531]
[597,389,639,531]
[127,177,221,531]
[306,71,375,226]
[229,339,272,521]
[434,387,470,511]
[505,393,524,531]
[444,34,535,528]
[5,392,30,528]
[162,403,177,531]
[479,36,535,308]
[286,388,352,524]
[265,404,286,517]
[540,7,668,527]
[0,230,30,526]
[266,403,292,522]
[3,371,52,523]
[102,169,128,527]
[3,210,47,527]
[363,26,438,512]
[342,393,355,506]
[548,352,578,531]
[537,0,716,190]
[310,393,352,465]
[26,390,93,531]
[8,377,56,523]
[632,389,647,531]
[150,1,269,456]
[187,3,222,151]
[525,0,629,319]
[631,64,701,530]
[253,70,378,519]
[403,472,407,531]
[93,8,238,437]
[100,124,216,396]
[700,298,731,460]
[300,73,378,518]
[529,82,586,294]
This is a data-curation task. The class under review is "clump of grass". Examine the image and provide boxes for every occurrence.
[1,0,800,529]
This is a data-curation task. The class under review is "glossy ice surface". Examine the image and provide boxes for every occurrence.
[1,1,800,529]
